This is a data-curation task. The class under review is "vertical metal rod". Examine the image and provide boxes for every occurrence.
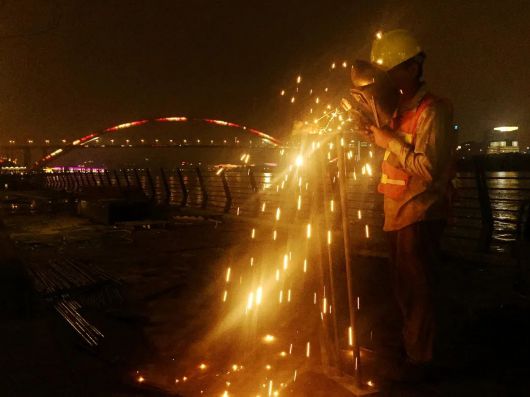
[113,170,123,192]
[65,172,71,192]
[122,169,131,189]
[79,171,87,187]
[195,166,208,209]
[176,168,188,207]
[159,168,171,205]
[474,155,493,252]
[97,170,105,186]
[336,133,362,384]
[90,170,98,186]
[72,172,81,192]
[133,168,142,193]
[248,168,260,216]
[220,170,232,213]
[104,169,112,186]
[145,168,156,200]
[319,147,341,368]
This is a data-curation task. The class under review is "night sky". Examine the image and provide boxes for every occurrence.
[1,0,529,143]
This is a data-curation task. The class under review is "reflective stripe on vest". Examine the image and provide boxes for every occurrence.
[378,93,437,200]
[381,174,406,186]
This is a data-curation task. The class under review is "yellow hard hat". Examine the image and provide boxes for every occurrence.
[370,29,422,71]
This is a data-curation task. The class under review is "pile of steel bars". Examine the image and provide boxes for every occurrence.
[54,298,104,346]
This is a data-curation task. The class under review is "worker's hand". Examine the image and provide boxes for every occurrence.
[358,128,375,143]
[368,125,394,149]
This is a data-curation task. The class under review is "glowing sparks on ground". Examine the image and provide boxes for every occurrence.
[306,342,311,357]
[306,223,311,239]
[348,326,353,346]
[251,228,256,239]
[263,334,276,343]
[365,224,370,238]
[225,267,231,283]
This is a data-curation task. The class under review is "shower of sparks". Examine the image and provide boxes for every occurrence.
[162,61,378,396]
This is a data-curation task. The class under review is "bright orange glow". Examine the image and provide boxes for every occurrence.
[263,334,275,343]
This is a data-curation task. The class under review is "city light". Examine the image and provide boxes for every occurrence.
[494,126,519,132]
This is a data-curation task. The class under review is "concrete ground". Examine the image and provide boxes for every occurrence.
[1,202,530,396]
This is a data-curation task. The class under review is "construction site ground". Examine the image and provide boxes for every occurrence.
[1,205,530,397]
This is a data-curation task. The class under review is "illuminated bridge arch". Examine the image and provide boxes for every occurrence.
[33,116,281,169]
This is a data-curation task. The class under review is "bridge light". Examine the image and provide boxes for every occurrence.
[44,139,50,144]
[27,139,33,144]
[62,139,67,143]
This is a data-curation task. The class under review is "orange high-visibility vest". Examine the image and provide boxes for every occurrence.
[378,93,437,200]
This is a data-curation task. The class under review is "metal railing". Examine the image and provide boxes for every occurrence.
[37,160,530,255]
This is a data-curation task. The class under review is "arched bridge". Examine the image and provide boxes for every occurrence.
[22,117,281,169]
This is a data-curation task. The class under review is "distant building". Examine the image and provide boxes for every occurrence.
[456,140,484,156]
[486,126,528,154]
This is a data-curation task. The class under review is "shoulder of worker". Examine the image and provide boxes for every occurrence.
[419,92,453,123]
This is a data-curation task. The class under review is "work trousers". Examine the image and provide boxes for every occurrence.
[386,220,445,364]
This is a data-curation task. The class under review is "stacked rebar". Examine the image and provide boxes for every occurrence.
[54,298,104,346]
[27,258,119,297]
[26,257,121,346]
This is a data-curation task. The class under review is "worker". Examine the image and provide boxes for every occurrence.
[367,29,457,380]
